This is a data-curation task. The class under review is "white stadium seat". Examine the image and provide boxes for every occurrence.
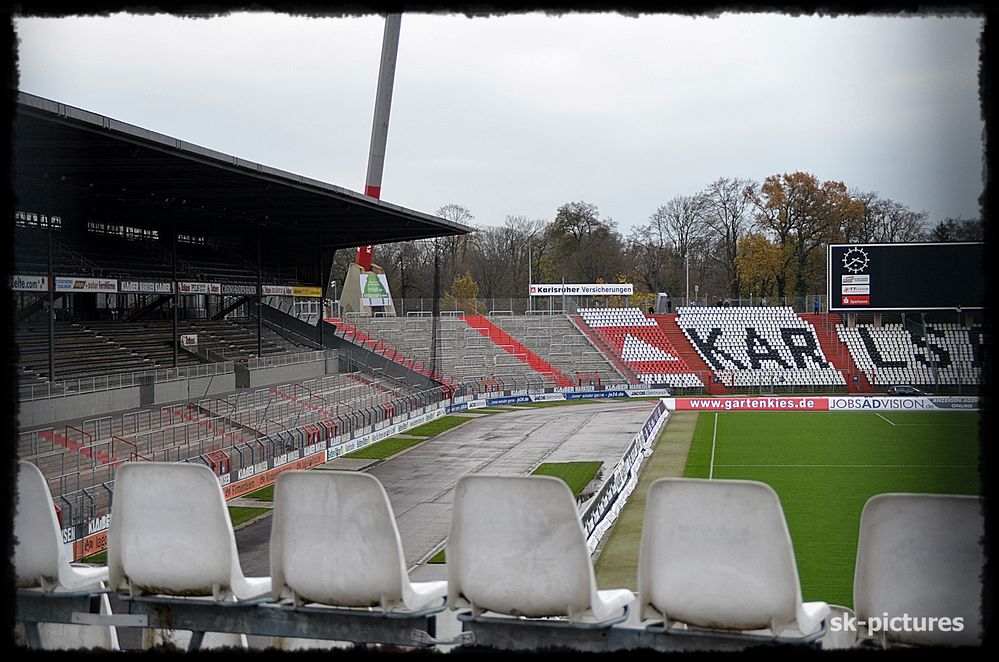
[853,493,983,647]
[448,474,633,623]
[14,461,120,650]
[270,470,447,612]
[638,478,828,637]
[108,462,270,650]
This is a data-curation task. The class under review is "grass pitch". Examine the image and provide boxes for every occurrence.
[682,410,981,608]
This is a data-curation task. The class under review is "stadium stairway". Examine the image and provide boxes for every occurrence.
[461,316,575,387]
[37,428,116,465]
[799,313,873,394]
[650,314,730,395]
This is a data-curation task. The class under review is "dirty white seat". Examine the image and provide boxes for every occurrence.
[853,493,983,647]
[638,478,828,637]
[447,474,633,623]
[270,470,446,612]
[108,462,270,601]
[15,461,109,591]
[14,461,119,650]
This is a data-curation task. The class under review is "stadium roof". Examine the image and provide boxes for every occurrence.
[12,92,472,249]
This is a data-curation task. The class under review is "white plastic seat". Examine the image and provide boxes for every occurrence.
[447,474,633,623]
[14,461,119,650]
[15,461,109,592]
[853,493,983,647]
[638,478,828,637]
[108,462,270,601]
[270,470,446,612]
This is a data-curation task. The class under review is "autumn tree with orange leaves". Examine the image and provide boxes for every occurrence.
[748,172,865,298]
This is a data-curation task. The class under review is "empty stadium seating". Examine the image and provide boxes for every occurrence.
[638,478,828,638]
[489,314,628,385]
[14,461,119,650]
[341,315,554,389]
[577,308,703,388]
[448,474,633,624]
[851,493,983,647]
[271,471,447,611]
[15,462,982,652]
[837,322,985,390]
[677,307,845,389]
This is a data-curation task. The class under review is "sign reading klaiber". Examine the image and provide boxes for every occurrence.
[360,273,392,306]
[530,283,634,296]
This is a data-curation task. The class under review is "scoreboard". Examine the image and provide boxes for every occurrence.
[827,242,984,312]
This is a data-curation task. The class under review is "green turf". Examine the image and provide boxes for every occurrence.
[428,549,446,564]
[344,435,427,459]
[532,461,602,497]
[594,411,699,590]
[82,550,108,564]
[243,484,275,501]
[228,506,271,527]
[403,416,470,437]
[682,410,981,608]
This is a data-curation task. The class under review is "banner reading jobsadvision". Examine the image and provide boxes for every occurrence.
[664,396,980,412]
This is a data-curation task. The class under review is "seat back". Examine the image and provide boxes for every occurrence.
[638,478,802,631]
[447,474,595,618]
[270,471,406,607]
[14,462,63,589]
[854,493,983,646]
[108,462,237,597]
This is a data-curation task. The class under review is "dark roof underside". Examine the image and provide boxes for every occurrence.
[12,92,471,250]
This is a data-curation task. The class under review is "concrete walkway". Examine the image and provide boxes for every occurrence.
[592,410,699,590]
[234,400,656,578]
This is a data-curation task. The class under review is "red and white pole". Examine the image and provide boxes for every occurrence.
[357,13,402,271]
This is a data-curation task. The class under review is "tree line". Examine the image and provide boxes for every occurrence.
[332,171,983,306]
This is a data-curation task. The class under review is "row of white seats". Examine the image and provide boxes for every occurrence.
[678,310,838,385]
[722,368,845,387]
[637,373,705,388]
[838,324,983,386]
[578,308,658,328]
[15,461,983,650]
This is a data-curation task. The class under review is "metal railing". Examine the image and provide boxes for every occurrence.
[18,360,235,402]
[245,349,332,371]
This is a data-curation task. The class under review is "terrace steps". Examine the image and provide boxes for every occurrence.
[800,313,873,394]
[462,316,574,387]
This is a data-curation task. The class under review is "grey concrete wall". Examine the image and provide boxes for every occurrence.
[17,386,142,428]
[235,359,327,389]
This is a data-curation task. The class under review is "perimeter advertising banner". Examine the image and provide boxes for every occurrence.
[119,279,173,294]
[177,281,221,295]
[9,274,48,291]
[664,396,980,412]
[529,283,634,296]
[54,277,118,293]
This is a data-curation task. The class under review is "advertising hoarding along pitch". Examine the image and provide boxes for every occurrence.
[54,277,118,293]
[9,274,48,291]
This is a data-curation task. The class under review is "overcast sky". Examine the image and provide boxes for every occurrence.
[12,11,984,235]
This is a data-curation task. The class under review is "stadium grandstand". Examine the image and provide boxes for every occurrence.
[12,91,985,653]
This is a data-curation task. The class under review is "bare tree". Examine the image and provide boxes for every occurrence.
[698,177,755,298]
[850,191,929,243]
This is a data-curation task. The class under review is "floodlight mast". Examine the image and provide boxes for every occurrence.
[356,13,402,270]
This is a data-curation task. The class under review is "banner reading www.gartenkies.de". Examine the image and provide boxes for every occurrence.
[664,396,980,412]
